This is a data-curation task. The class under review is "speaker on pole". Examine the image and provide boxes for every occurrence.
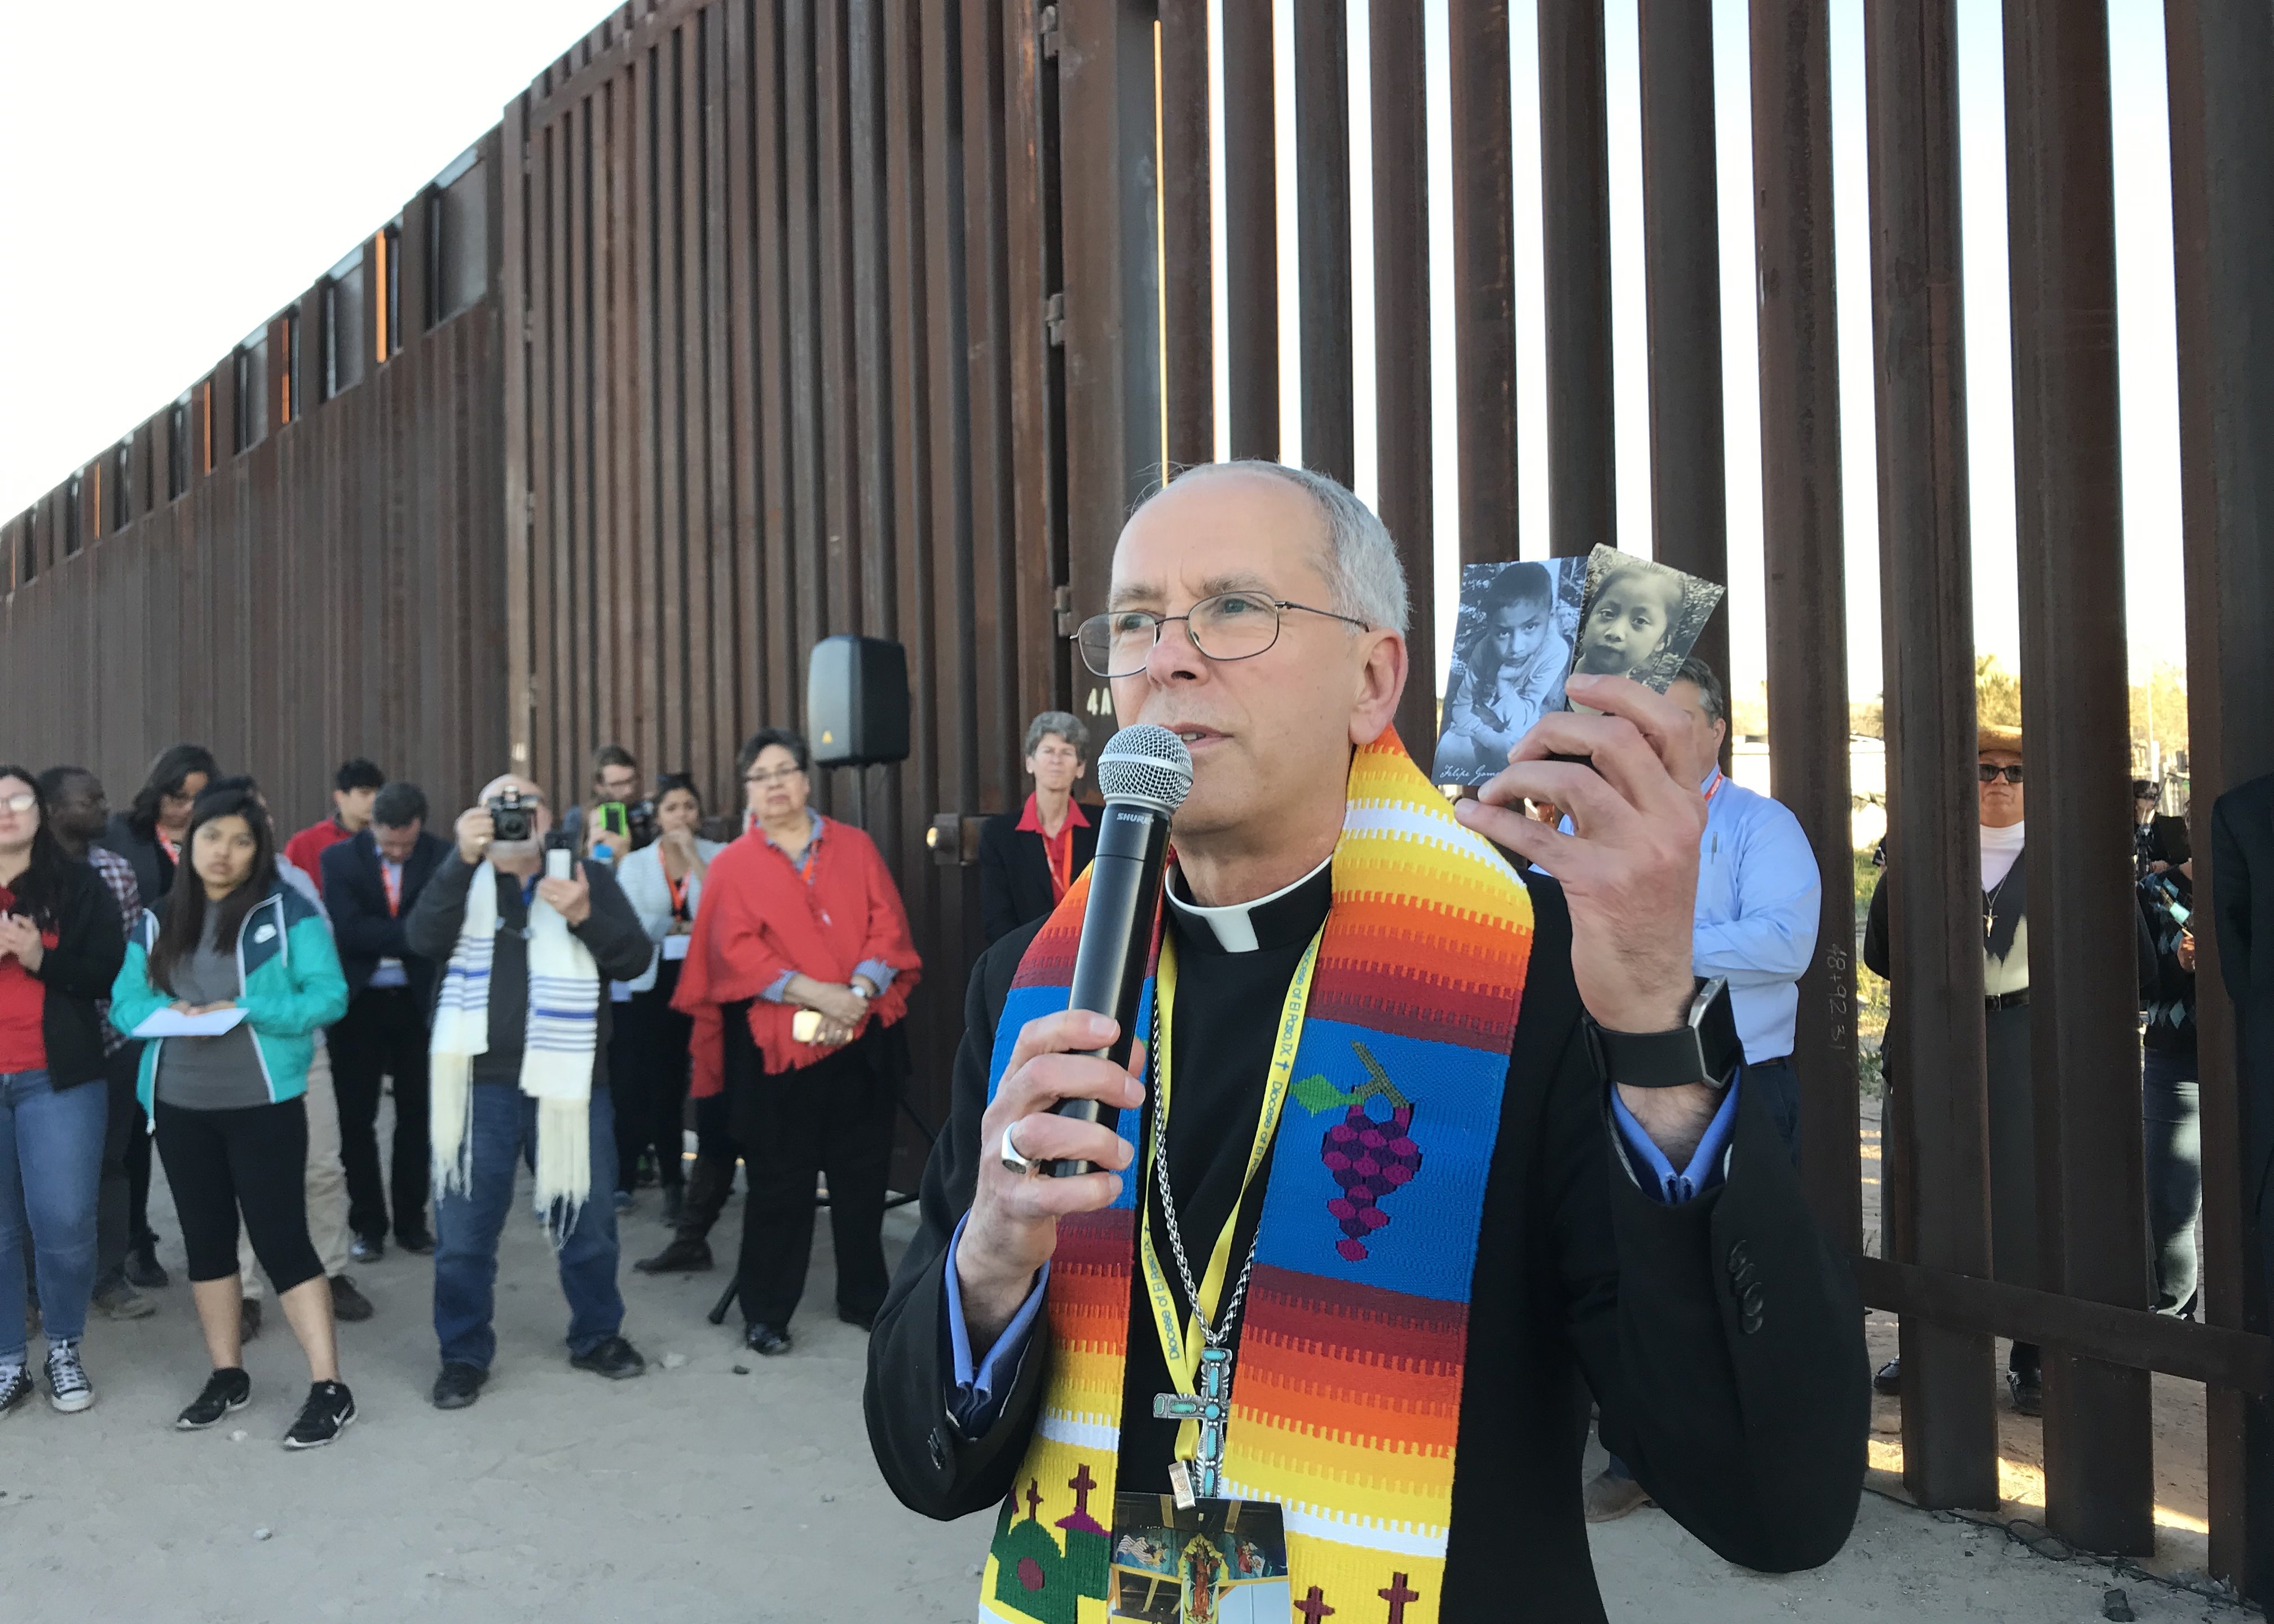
[807,635,910,767]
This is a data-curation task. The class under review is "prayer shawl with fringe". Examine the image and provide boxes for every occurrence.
[976,730,1535,1624]
[429,863,600,1240]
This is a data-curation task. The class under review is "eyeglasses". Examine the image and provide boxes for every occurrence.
[0,793,33,814]
[744,767,805,788]
[1977,763,2025,785]
[1073,592,1371,679]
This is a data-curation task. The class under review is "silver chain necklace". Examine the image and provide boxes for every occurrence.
[1147,983,1262,1352]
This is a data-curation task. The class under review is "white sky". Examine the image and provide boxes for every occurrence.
[3,0,2187,704]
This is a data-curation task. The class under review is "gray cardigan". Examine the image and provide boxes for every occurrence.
[612,837,728,993]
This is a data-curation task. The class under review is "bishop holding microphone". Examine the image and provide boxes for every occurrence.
[864,462,1866,1622]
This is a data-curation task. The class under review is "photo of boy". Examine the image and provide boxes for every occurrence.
[1431,558,1583,785]
[1564,544,1724,705]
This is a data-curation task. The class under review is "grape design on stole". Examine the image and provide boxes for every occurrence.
[1305,1041,1421,1263]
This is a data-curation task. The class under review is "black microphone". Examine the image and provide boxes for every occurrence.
[1047,723,1193,1177]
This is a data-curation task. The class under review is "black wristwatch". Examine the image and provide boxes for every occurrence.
[1582,977,1743,1090]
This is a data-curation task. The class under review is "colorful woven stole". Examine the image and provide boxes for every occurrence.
[977,731,1535,1624]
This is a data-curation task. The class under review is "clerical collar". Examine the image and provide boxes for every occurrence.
[1165,853,1334,954]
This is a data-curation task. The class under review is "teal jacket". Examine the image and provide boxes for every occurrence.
[111,881,349,1116]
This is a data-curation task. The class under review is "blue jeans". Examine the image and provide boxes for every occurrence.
[432,1083,624,1367]
[0,1069,107,1360]
[2143,1047,2201,1318]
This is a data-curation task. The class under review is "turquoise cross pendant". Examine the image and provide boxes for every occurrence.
[1152,1344,1234,1504]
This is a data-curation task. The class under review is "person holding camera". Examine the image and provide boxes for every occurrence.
[574,745,657,868]
[404,774,654,1410]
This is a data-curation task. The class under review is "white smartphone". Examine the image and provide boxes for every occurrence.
[545,848,574,882]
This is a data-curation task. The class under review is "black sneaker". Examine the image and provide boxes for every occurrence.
[45,1340,94,1413]
[176,1367,253,1430]
[125,1239,170,1290]
[329,1275,375,1322]
[0,1363,30,1418]
[569,1335,647,1380]
[633,1235,713,1274]
[394,1229,436,1256]
[283,1381,356,1449]
[350,1233,385,1264]
[431,1361,488,1410]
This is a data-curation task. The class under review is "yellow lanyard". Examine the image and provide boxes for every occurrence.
[1136,926,1323,1462]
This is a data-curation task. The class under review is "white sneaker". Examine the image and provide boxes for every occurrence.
[45,1340,94,1413]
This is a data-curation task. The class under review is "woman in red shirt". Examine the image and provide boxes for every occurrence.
[673,729,920,1357]
[0,766,128,1417]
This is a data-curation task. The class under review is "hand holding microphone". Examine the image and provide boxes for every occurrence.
[955,726,1192,1345]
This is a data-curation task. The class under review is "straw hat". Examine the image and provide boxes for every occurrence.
[1978,721,2024,757]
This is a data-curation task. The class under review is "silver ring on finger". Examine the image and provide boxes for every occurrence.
[999,1117,1043,1178]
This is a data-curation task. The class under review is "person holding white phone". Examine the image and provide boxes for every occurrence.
[610,773,724,1224]
[404,774,654,1411]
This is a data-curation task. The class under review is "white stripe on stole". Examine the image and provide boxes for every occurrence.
[1033,1409,1119,1453]
[1341,801,1510,869]
[1220,1480,1451,1560]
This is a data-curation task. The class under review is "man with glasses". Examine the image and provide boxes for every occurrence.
[866,461,1864,1618]
[404,774,654,1409]
[1865,722,2046,1412]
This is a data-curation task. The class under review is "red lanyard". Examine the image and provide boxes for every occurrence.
[381,861,403,917]
[1702,769,1725,803]
[666,867,690,920]
[157,832,180,866]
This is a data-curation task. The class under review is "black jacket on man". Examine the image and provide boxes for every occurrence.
[12,860,127,1092]
[403,853,652,1086]
[2215,774,2274,1230]
[865,872,1868,1622]
[976,805,1101,945]
[321,828,452,1005]
[96,814,173,909]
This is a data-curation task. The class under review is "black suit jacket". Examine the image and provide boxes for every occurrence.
[864,875,1868,1621]
[320,828,451,1006]
[2215,773,2274,1222]
[976,804,1101,945]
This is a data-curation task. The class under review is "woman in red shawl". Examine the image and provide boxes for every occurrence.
[672,728,920,1356]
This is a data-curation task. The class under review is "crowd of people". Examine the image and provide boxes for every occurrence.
[0,726,926,1444]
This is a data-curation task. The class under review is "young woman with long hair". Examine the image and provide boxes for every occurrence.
[109,782,356,1447]
[0,766,127,1416]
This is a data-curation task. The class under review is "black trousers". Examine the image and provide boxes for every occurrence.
[126,1088,155,1249]
[609,961,694,1194]
[725,1012,896,1330]
[672,1091,743,1243]
[152,1097,322,1292]
[330,986,431,1242]
[95,1044,142,1282]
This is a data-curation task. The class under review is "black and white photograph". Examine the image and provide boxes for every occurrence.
[1431,557,1586,785]
[1565,544,1726,702]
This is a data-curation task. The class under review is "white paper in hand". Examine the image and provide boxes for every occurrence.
[131,1007,248,1039]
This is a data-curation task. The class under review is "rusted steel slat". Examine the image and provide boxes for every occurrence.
[1448,0,1517,566]
[1293,0,1353,489]
[1536,0,1614,558]
[1159,0,1214,473]
[1221,0,1278,462]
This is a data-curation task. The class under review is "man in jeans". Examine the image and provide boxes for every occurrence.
[405,774,654,1409]
[37,767,152,1321]
[323,782,451,1261]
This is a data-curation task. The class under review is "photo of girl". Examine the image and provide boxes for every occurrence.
[1565,544,1724,703]
[1431,559,1585,785]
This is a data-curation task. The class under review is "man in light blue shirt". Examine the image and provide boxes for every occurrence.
[1671,657,1820,1158]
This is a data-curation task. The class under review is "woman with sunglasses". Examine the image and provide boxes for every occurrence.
[110,783,356,1447]
[1864,723,2044,1412]
[0,767,127,1416]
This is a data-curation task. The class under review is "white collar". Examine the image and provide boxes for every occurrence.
[1164,852,1335,954]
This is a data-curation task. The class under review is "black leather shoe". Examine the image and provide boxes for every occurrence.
[125,1240,170,1290]
[2008,1366,2043,1416]
[633,1235,713,1275]
[350,1233,385,1264]
[431,1362,488,1410]
[394,1229,436,1256]
[570,1336,647,1380]
[329,1275,374,1322]
[1872,1357,1901,1396]
[743,1322,792,1357]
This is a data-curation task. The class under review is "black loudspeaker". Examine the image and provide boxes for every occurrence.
[807,635,910,766]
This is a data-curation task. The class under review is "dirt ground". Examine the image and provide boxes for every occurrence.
[0,1108,2247,1622]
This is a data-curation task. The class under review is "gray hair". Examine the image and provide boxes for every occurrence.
[1675,656,1725,723]
[1154,461,1410,636]
[1023,710,1090,759]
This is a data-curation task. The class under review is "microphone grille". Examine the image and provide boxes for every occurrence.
[1095,725,1194,814]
